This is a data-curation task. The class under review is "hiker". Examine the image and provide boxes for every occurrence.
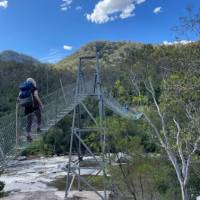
[18,78,44,142]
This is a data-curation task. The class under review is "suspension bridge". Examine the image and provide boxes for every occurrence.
[0,53,143,200]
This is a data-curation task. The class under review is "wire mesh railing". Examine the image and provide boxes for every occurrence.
[102,89,143,120]
[0,77,99,165]
[0,76,142,167]
[0,83,75,164]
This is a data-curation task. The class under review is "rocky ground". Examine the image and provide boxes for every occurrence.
[1,191,105,200]
[1,191,64,200]
[0,156,105,200]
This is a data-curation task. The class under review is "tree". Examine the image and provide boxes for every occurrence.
[104,117,178,200]
[173,6,200,40]
[141,78,200,200]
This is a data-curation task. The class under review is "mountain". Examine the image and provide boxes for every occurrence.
[55,41,144,71]
[0,40,199,117]
[0,48,75,117]
[0,57,58,117]
[0,50,40,65]
[55,40,200,89]
[56,40,199,71]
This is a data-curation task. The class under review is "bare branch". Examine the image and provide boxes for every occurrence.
[145,79,170,147]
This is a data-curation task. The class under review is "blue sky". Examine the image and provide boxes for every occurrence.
[0,0,199,63]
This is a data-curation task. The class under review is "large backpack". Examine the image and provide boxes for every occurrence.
[18,81,34,107]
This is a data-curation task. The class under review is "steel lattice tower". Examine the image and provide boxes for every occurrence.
[65,50,108,200]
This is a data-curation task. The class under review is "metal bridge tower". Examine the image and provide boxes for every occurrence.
[65,51,108,200]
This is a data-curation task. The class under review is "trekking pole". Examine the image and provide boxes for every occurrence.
[15,101,19,147]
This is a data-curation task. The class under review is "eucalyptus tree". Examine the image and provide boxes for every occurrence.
[139,73,200,200]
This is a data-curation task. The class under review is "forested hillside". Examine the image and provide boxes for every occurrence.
[1,40,200,117]
[56,40,200,200]
[0,50,40,64]
[0,54,75,117]
[1,40,200,199]
[56,40,200,104]
[0,60,49,117]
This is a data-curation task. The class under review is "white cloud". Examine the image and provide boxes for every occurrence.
[76,6,82,11]
[63,45,72,51]
[86,0,146,24]
[60,0,72,11]
[61,7,67,11]
[0,0,8,9]
[163,40,192,46]
[153,6,162,14]
[136,0,146,3]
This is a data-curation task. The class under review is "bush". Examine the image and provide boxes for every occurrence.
[21,139,43,156]
[0,181,4,192]
[0,181,7,198]
[42,127,66,156]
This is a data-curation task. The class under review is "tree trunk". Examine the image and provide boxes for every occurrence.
[180,183,189,200]
[166,150,190,200]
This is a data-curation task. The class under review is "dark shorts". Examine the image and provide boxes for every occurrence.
[25,106,42,133]
[25,106,39,115]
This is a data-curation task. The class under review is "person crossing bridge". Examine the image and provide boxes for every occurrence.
[18,78,44,142]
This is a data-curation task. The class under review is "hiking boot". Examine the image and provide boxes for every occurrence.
[27,136,32,142]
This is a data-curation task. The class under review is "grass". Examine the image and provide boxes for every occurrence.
[0,191,8,199]
[48,175,105,191]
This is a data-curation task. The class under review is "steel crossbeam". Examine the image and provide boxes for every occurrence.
[65,51,108,200]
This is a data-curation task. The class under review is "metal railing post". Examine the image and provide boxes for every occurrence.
[55,89,59,124]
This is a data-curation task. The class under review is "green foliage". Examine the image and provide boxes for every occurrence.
[110,154,180,199]
[105,117,140,153]
[84,132,101,152]
[0,182,4,191]
[23,127,70,156]
[42,127,65,156]
[132,94,149,106]
[188,166,200,200]
[160,73,200,114]
[22,116,72,156]
[49,175,104,191]
[84,116,158,155]
[1,40,200,198]
[0,59,76,118]
[21,139,43,156]
[113,80,128,104]
[0,181,6,198]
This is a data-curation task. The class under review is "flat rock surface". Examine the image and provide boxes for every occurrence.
[68,191,105,199]
[1,191,105,200]
[1,191,64,200]
[0,156,101,193]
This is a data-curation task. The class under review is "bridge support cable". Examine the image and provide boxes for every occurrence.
[102,91,143,120]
